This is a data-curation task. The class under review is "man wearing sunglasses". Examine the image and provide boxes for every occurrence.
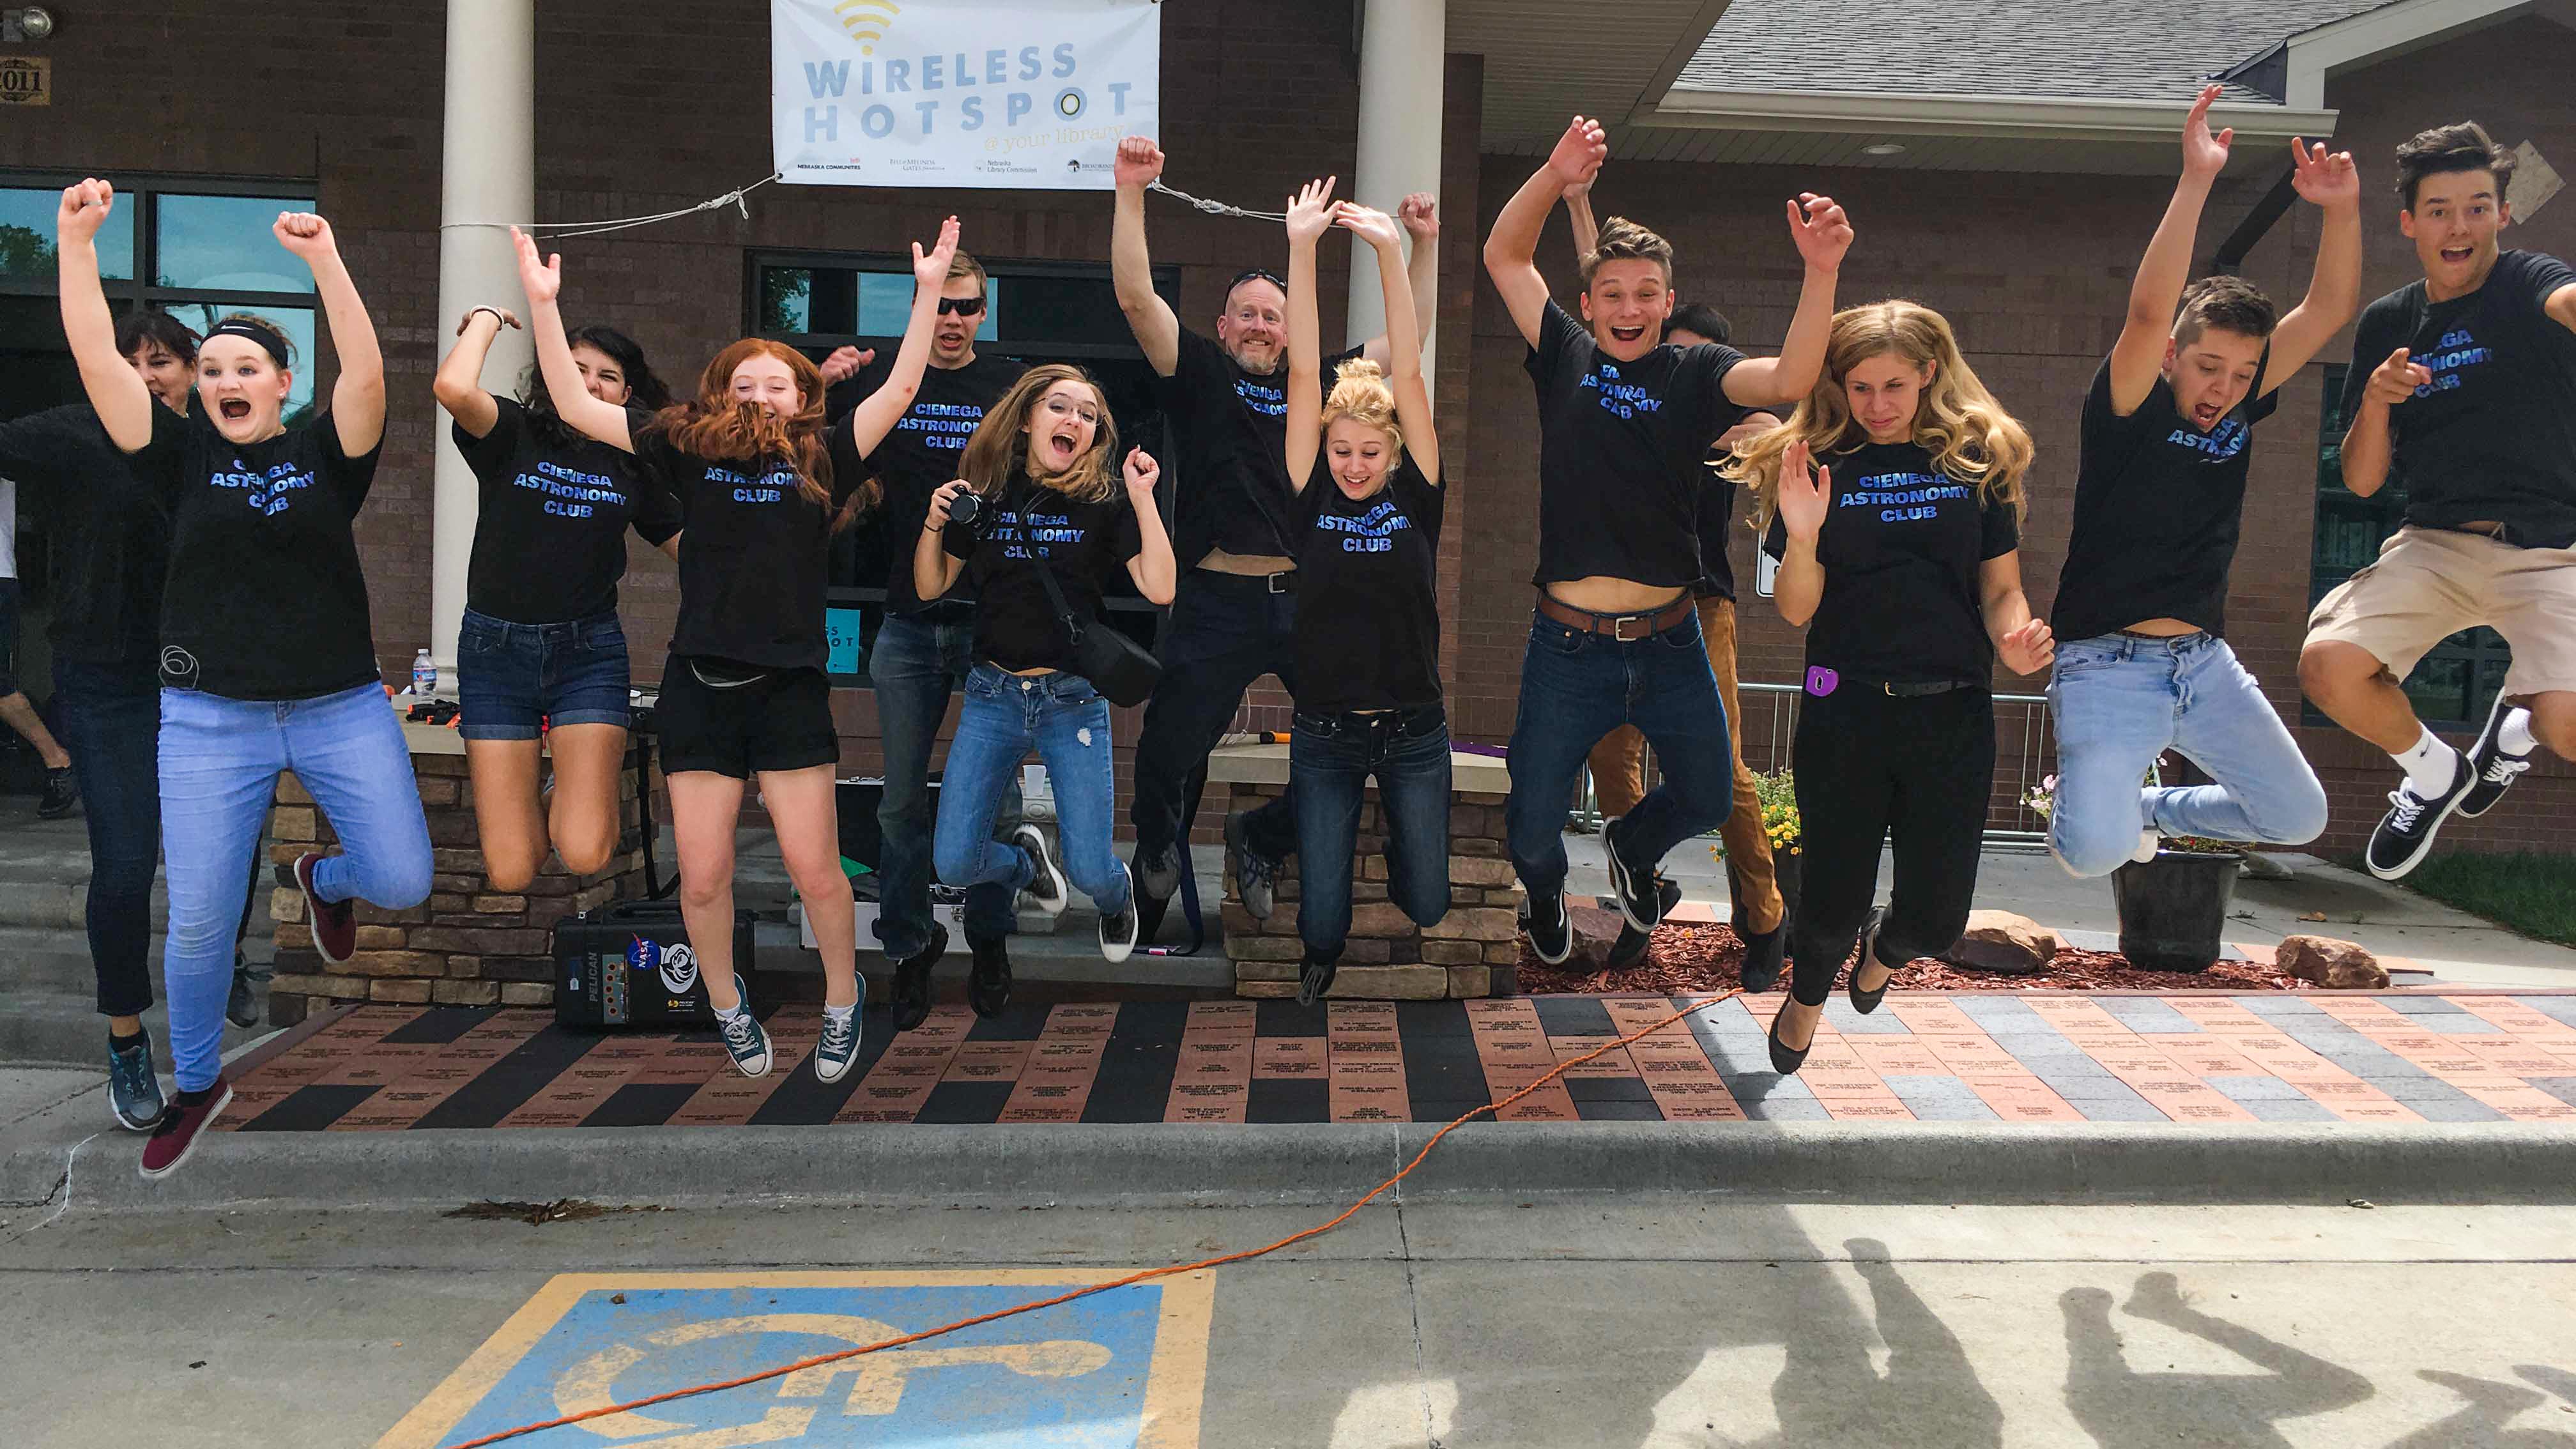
[1110,135,1440,937]
[825,250,1032,1031]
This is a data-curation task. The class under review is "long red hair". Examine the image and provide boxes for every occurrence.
[652,338,864,515]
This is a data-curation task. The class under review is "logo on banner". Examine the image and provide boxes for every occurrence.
[625,937,702,995]
[838,0,900,52]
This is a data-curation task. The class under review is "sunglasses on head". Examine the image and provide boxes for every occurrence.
[1227,268,1287,300]
[936,295,987,317]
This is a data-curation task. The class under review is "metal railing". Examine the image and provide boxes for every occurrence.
[1574,683,2058,848]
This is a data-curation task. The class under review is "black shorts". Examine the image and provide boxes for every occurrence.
[653,655,839,779]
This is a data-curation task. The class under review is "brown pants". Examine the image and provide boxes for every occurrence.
[1586,597,1784,933]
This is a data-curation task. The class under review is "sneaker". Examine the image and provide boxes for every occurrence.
[36,766,79,819]
[277,852,356,964]
[1015,824,1068,917]
[1099,864,1140,964]
[889,923,947,1034]
[1298,956,1337,1007]
[2132,829,2162,865]
[1738,921,1786,994]
[2458,694,2533,820]
[2365,749,2473,881]
[139,1078,231,1180]
[226,953,268,1029]
[714,976,772,1078]
[1225,811,1280,921]
[107,1037,165,1131]
[1133,841,1181,901]
[1607,876,1684,969]
[967,931,1013,1018]
[814,985,865,1083]
[1521,889,1573,965]
[1601,815,1666,934]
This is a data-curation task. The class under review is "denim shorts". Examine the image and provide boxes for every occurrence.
[456,606,632,741]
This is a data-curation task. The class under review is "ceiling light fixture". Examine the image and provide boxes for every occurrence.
[1861,142,1907,157]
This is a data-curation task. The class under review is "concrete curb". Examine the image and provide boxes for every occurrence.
[12,1121,2574,1215]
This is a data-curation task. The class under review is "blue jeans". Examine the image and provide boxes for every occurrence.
[1292,705,1452,964]
[935,665,1130,916]
[1505,611,1735,901]
[868,609,1018,958]
[2046,632,2329,878]
[455,606,632,740]
[1128,571,1301,865]
[160,681,434,1090]
[53,657,163,1017]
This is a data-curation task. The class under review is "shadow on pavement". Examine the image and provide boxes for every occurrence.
[2061,1270,2373,1448]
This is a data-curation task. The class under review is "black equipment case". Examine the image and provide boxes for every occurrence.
[553,898,749,1029]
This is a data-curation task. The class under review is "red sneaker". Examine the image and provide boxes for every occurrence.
[139,1077,232,1180]
[279,852,355,963]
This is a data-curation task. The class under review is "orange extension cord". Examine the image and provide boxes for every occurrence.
[445,988,1746,1448]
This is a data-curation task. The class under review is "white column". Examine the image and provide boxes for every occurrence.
[430,0,535,687]
[1346,0,1445,368]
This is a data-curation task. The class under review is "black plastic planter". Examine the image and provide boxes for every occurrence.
[2110,850,2243,972]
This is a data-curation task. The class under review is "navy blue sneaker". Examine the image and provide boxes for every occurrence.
[109,1037,165,1131]
[714,976,772,1078]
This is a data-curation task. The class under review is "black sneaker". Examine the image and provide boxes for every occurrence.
[889,923,947,1034]
[1607,876,1683,969]
[1015,824,1068,916]
[1226,811,1280,921]
[967,931,1013,1018]
[1521,889,1573,965]
[36,766,79,820]
[226,953,268,1029]
[1738,922,1786,993]
[2365,749,2473,882]
[1099,863,1139,963]
[1133,841,1181,901]
[2458,694,2533,820]
[1298,956,1337,1006]
[107,1036,165,1131]
[1600,815,1665,934]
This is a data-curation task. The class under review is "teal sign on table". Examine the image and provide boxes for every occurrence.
[826,607,868,677]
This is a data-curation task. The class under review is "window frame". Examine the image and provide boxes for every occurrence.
[0,168,321,316]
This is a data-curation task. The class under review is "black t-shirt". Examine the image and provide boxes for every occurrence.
[1763,441,2020,686]
[1154,326,1358,568]
[131,406,384,700]
[2054,354,2278,643]
[941,484,1143,675]
[2339,249,2576,548]
[1291,453,1445,713]
[453,397,679,625]
[1527,301,1750,589]
[838,351,1027,612]
[635,424,863,672]
[0,403,169,666]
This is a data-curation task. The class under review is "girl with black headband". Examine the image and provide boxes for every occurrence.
[55,180,434,1179]
[434,310,679,894]
[516,218,963,1085]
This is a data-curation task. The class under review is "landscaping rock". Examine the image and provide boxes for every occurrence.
[2276,935,2389,990]
[1940,910,2063,975]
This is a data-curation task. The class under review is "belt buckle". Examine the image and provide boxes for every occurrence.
[1266,572,1292,595]
[1612,613,1650,641]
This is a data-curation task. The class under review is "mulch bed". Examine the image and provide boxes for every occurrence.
[1519,915,2312,995]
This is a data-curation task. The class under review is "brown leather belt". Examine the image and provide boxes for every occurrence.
[1533,590,1695,641]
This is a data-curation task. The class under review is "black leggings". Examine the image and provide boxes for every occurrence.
[1789,686,1995,1006]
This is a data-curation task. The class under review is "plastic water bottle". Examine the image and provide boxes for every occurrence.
[411,648,438,698]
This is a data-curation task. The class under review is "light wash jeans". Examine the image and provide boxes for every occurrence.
[934,665,1130,915]
[2045,632,2328,878]
[868,610,1020,957]
[160,682,433,1090]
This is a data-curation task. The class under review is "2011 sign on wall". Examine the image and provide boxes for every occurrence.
[0,57,48,105]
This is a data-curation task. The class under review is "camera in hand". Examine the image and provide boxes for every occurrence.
[947,488,981,528]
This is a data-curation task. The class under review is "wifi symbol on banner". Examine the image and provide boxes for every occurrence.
[834,0,901,54]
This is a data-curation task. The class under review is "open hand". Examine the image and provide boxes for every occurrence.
[1998,618,2057,676]
[1285,176,1338,247]
[2364,347,2432,407]
[55,178,113,244]
[818,345,875,386]
[1787,193,1852,272]
[2288,136,2359,210]
[1123,446,1162,498]
[1776,438,1830,542]
[1546,115,1608,188]
[913,215,960,288]
[272,211,338,262]
[1335,201,1404,252]
[1397,192,1439,240]
[2181,84,2232,179]
[1114,135,1165,190]
[510,227,562,307]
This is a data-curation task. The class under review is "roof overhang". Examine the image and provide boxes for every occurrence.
[2272,0,2543,108]
[1623,90,2336,174]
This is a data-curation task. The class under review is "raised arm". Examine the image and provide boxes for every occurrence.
[512,227,633,453]
[1563,178,1599,263]
[1112,137,1181,378]
[915,479,972,602]
[273,213,383,457]
[54,181,154,452]
[433,307,518,438]
[1121,448,1176,605]
[1723,194,1851,407]
[2338,346,2428,498]
[1341,203,1438,482]
[2550,280,2576,334]
[847,215,962,457]
[2109,88,2230,412]
[1768,440,1828,627]
[1282,178,1337,491]
[1981,551,2055,677]
[1482,116,1606,349]
[1359,192,1441,370]
[2259,139,2363,392]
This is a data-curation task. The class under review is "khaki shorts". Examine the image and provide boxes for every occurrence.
[2306,525,2576,696]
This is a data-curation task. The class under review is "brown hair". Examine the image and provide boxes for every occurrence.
[2173,275,2279,346]
[1580,216,1674,289]
[2395,121,2514,210]
[208,312,295,367]
[947,249,989,293]
[652,338,857,514]
[958,363,1120,505]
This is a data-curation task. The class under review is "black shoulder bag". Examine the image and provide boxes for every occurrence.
[1015,489,1164,708]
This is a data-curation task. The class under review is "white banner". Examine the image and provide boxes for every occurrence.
[772,0,1162,190]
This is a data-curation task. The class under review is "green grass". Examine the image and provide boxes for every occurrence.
[2389,852,2576,948]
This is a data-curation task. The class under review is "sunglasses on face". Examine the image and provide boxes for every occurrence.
[936,296,987,318]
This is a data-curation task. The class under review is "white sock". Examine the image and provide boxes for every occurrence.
[714,1000,749,1023]
[2497,707,2536,757]
[2392,725,2457,797]
[823,1002,857,1025]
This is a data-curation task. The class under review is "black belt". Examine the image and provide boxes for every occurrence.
[1876,680,1968,697]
